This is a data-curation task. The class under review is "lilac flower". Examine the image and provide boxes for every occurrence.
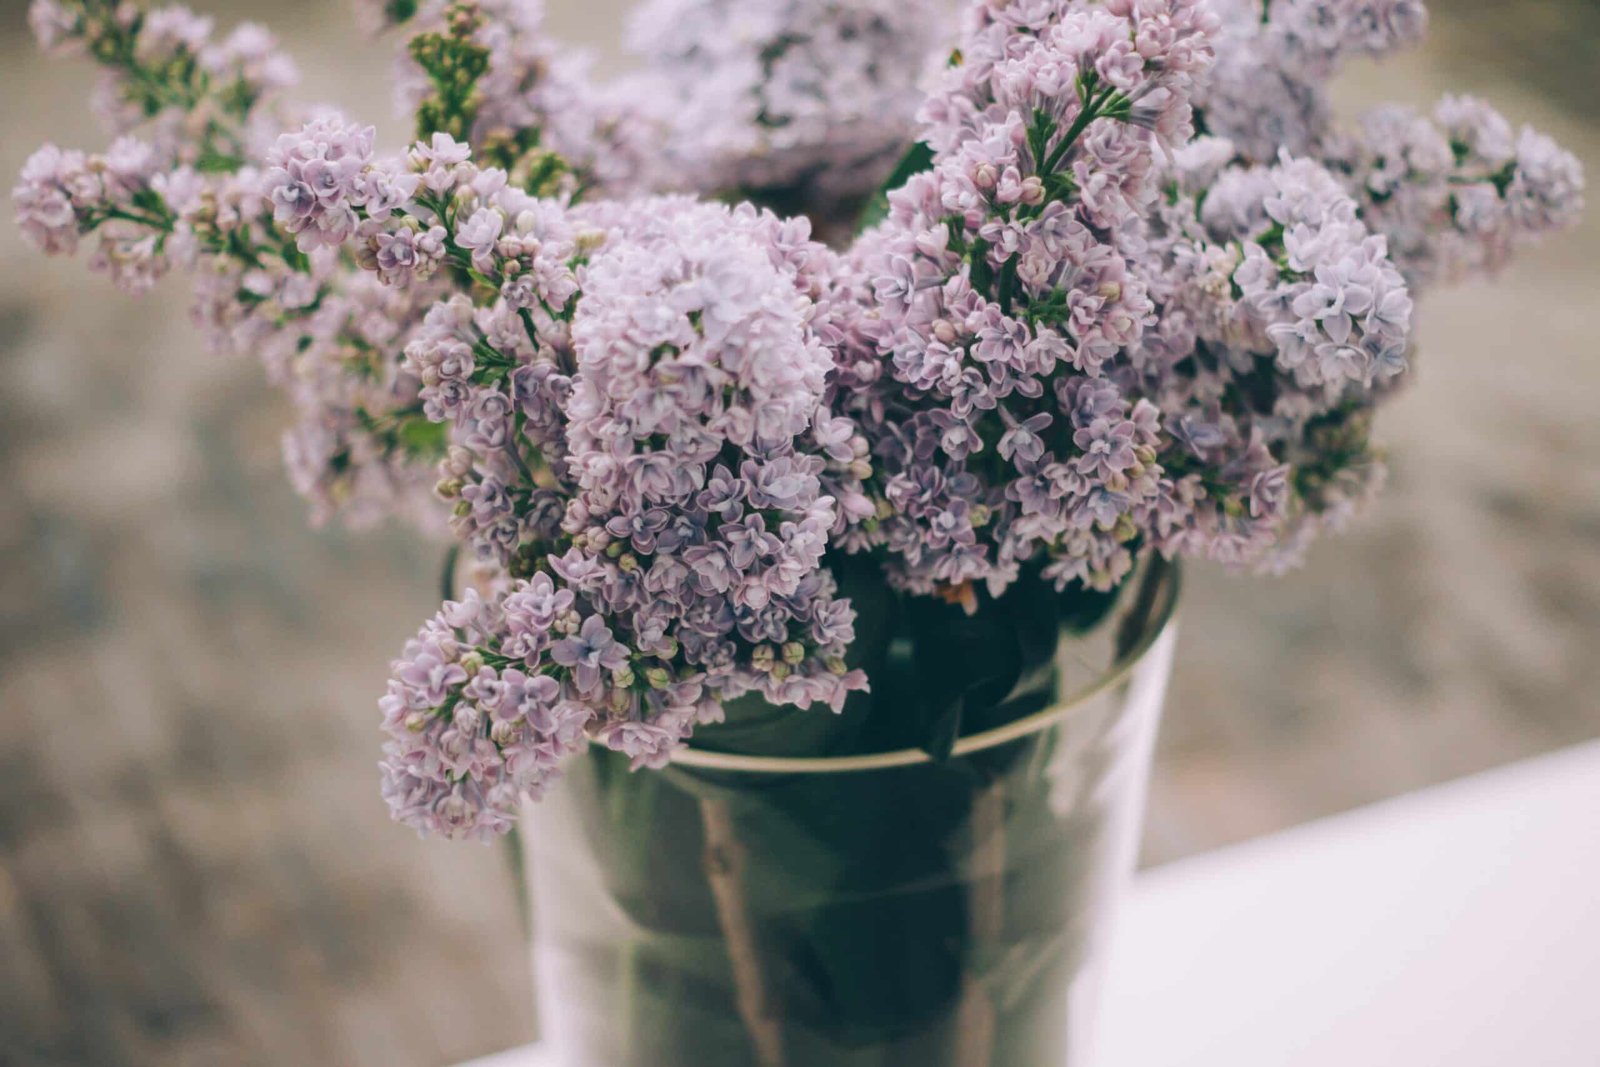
[28,1,82,55]
[33,1,298,163]
[1195,0,1426,160]
[1506,128,1585,233]
[1269,0,1427,77]
[551,615,630,694]
[263,116,377,251]
[1198,155,1414,393]
[456,207,504,270]
[827,0,1214,595]
[15,0,1586,842]
[379,585,597,839]
[13,144,90,255]
[998,411,1053,467]
[1319,96,1584,287]
[388,0,657,195]
[625,0,957,209]
[590,717,682,771]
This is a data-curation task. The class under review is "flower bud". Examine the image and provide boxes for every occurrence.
[453,702,482,732]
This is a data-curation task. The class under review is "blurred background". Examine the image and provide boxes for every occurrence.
[0,1,1595,1064]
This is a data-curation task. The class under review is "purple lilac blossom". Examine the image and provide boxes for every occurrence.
[31,1,298,163]
[388,0,658,195]
[367,174,873,835]
[18,4,452,530]
[1195,0,1427,160]
[1194,155,1413,395]
[624,0,957,207]
[263,115,379,252]
[827,0,1221,596]
[12,124,448,529]
[14,0,1587,841]
[1115,146,1415,569]
[380,584,595,840]
[1321,96,1586,287]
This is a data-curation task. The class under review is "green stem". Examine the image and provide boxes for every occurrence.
[700,797,787,1067]
[953,780,1007,1067]
[439,544,461,602]
[1041,87,1116,177]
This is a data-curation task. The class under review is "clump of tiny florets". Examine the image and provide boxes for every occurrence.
[625,0,958,212]
[13,0,1586,841]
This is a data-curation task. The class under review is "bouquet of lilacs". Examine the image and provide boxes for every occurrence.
[17,0,1581,847]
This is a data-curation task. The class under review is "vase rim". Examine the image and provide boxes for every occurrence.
[669,561,1182,774]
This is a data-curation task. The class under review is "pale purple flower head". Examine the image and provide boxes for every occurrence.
[13,0,1586,843]
[626,0,957,205]
[264,115,377,251]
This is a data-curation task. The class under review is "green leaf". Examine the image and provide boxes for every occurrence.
[903,598,1023,760]
[396,415,448,456]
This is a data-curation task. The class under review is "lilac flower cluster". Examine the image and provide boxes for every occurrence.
[30,0,298,164]
[830,0,1223,595]
[1192,1,1583,297]
[14,131,449,528]
[381,582,597,839]
[1106,147,1411,570]
[14,137,171,291]
[329,142,873,833]
[624,0,956,209]
[1192,155,1412,394]
[1269,0,1426,74]
[264,116,383,251]
[15,0,1585,838]
[15,3,457,528]
[556,199,869,714]
[1322,96,1586,287]
[12,1,664,532]
[1198,0,1428,160]
[386,0,657,196]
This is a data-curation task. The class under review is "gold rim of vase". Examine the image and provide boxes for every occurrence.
[669,560,1182,774]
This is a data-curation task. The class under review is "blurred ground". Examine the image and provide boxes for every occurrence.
[0,1,1595,1065]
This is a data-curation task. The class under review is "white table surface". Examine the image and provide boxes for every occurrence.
[461,739,1600,1067]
